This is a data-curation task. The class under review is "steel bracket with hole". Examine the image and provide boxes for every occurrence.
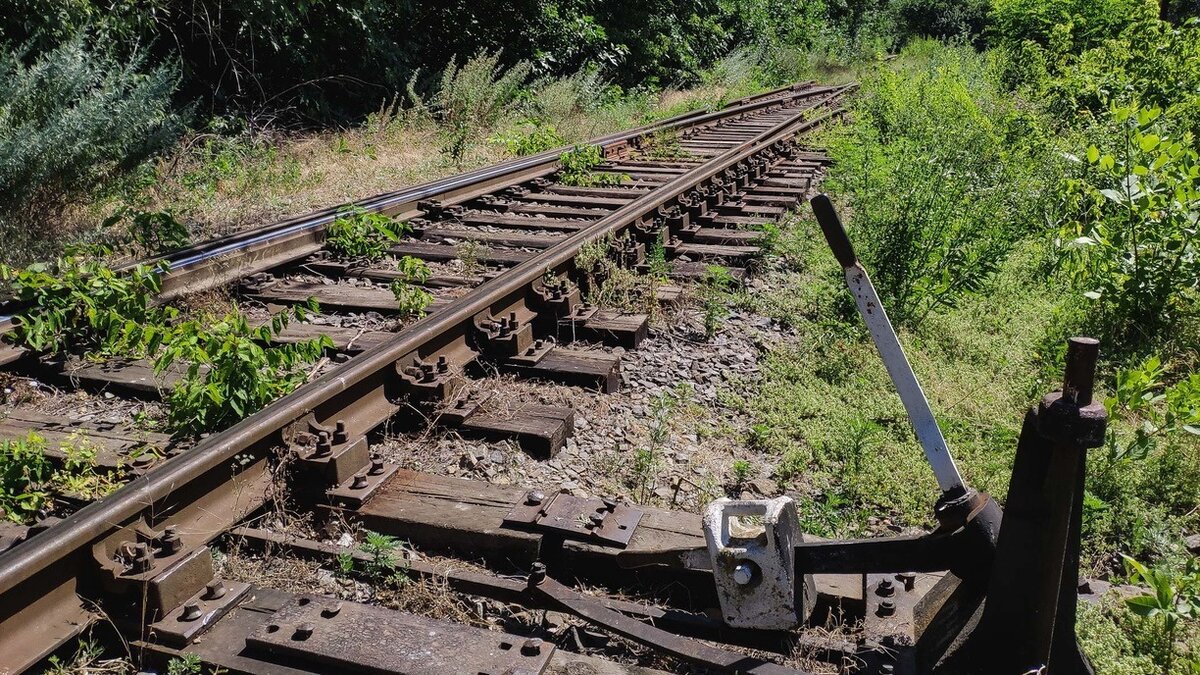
[503,491,642,548]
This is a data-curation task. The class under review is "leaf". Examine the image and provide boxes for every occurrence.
[1138,134,1160,152]
[1086,146,1099,163]
[1100,188,1126,203]
[1083,291,1102,300]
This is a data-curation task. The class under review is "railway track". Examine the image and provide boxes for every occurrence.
[0,80,859,674]
[0,68,1117,675]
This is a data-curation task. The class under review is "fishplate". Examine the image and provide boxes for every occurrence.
[504,491,643,548]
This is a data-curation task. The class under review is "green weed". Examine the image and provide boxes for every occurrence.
[155,302,332,437]
[326,207,410,261]
[557,144,627,187]
[390,255,434,316]
[700,265,738,339]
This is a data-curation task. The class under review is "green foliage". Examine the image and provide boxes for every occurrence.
[491,120,566,155]
[434,53,532,166]
[630,391,677,502]
[166,652,204,675]
[731,459,755,485]
[390,256,434,317]
[1056,105,1200,341]
[154,303,332,437]
[0,37,181,263]
[101,207,191,255]
[337,530,409,586]
[0,432,122,524]
[0,433,52,524]
[0,251,173,356]
[988,0,1158,53]
[825,43,1056,327]
[700,264,737,339]
[1122,556,1200,671]
[326,207,410,261]
[558,144,626,186]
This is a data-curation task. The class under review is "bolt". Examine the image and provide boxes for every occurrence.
[134,543,154,572]
[160,527,182,555]
[1063,337,1100,405]
[601,497,618,511]
[525,490,545,506]
[528,562,547,586]
[878,600,896,617]
[369,456,386,476]
[321,602,343,618]
[314,432,332,458]
[732,562,756,586]
[351,472,369,490]
[437,355,448,372]
[204,580,227,600]
[876,578,895,597]
[588,512,606,528]
[521,638,543,656]
[333,420,348,444]
[293,623,315,641]
[179,603,203,622]
[896,572,916,591]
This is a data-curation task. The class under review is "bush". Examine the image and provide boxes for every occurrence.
[433,52,532,166]
[988,0,1159,53]
[155,304,331,437]
[1055,105,1200,341]
[0,38,181,263]
[824,43,1056,326]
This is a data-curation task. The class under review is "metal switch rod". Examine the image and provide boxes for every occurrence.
[810,194,966,496]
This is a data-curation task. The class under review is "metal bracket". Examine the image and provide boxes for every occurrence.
[504,491,643,548]
[703,497,815,629]
[474,311,534,357]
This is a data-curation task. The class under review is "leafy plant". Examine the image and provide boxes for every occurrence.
[390,256,434,316]
[155,302,332,437]
[1101,356,1200,464]
[434,53,532,166]
[0,433,52,524]
[166,652,203,675]
[326,207,410,261]
[1056,105,1200,341]
[491,120,565,155]
[1122,555,1200,671]
[456,239,487,275]
[630,391,677,502]
[558,144,627,187]
[101,207,191,255]
[700,265,738,339]
[731,459,755,485]
[0,251,173,356]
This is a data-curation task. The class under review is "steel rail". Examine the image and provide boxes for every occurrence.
[0,83,835,328]
[0,86,852,610]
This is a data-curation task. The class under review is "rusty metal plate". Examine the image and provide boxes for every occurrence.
[246,595,554,675]
[148,579,251,648]
[504,491,642,548]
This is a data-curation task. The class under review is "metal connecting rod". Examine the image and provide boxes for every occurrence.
[809,194,966,496]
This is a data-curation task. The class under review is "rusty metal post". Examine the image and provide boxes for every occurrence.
[971,337,1106,673]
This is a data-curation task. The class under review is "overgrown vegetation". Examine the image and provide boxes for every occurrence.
[390,256,434,316]
[557,144,626,187]
[0,432,121,524]
[326,207,410,261]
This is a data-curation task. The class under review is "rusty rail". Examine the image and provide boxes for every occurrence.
[0,83,853,672]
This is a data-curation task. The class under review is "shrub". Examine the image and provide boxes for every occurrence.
[490,120,566,156]
[390,256,434,316]
[824,43,1056,327]
[558,144,625,186]
[988,0,1159,53]
[326,207,410,261]
[1055,105,1200,341]
[433,53,532,166]
[0,38,182,263]
[0,250,173,356]
[155,304,331,437]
